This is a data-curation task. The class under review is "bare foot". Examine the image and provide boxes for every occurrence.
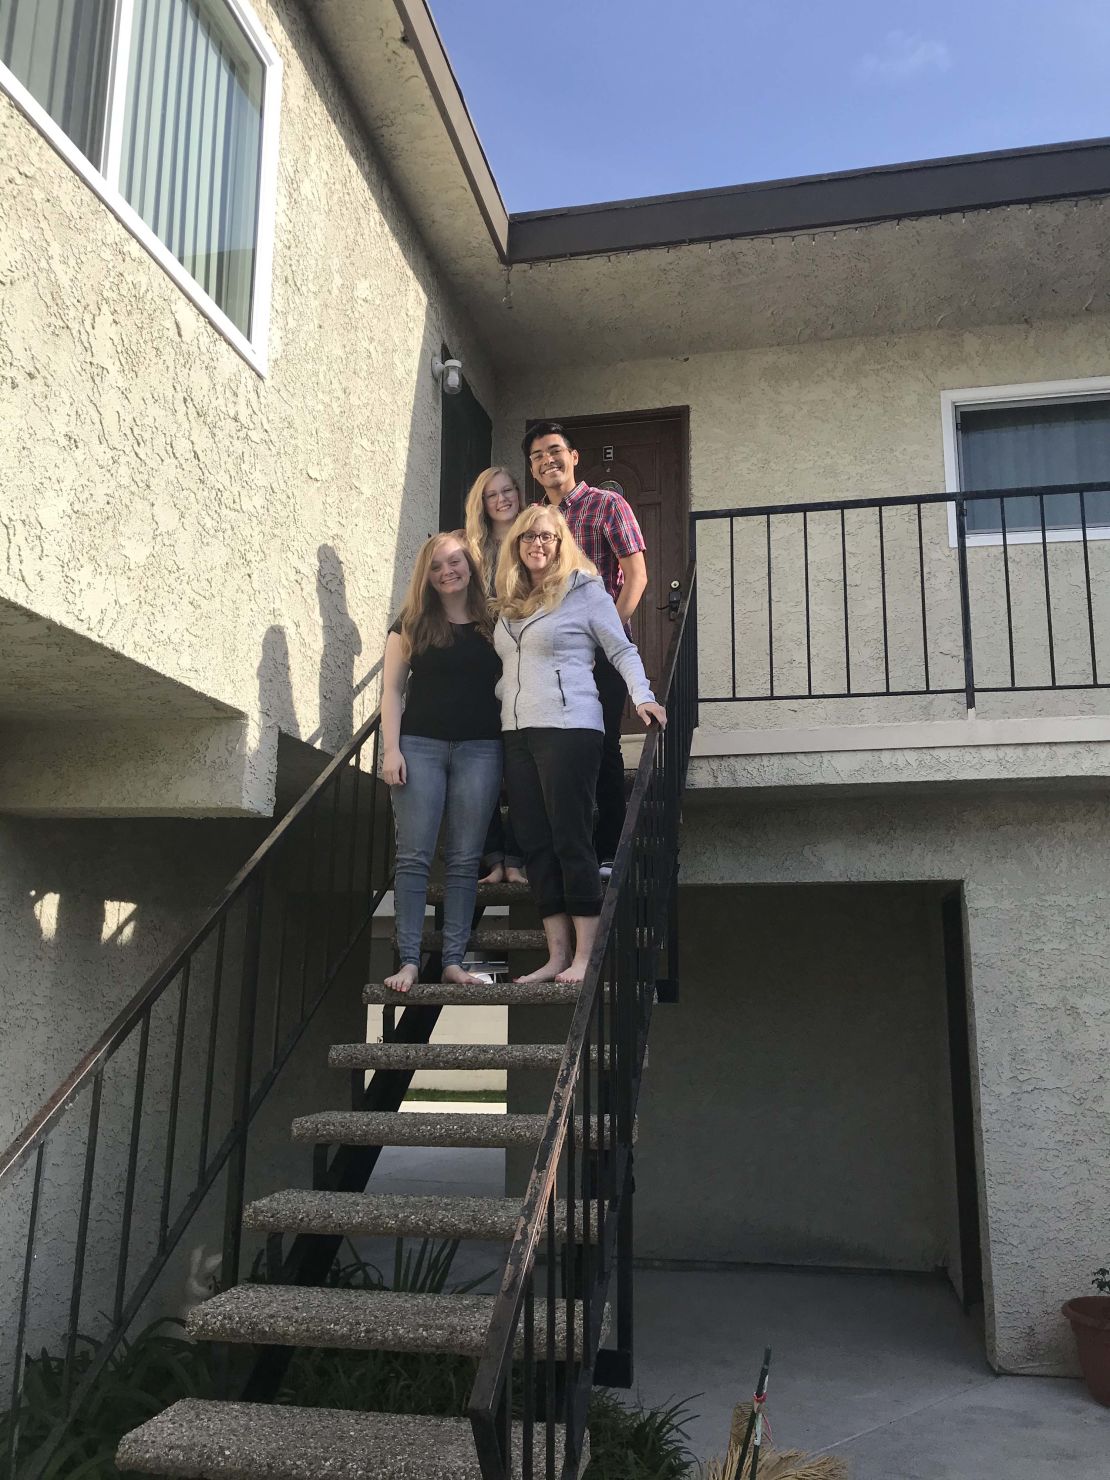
[505,866,528,885]
[479,863,505,884]
[384,963,418,993]
[555,957,591,985]
[514,954,572,985]
[442,964,490,985]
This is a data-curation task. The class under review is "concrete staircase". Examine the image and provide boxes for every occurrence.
[116,880,598,1479]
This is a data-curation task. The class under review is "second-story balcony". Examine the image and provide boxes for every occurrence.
[687,481,1110,791]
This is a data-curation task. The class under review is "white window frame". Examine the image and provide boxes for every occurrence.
[0,0,282,375]
[941,376,1110,549]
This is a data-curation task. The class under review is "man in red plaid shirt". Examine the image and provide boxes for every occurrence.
[523,420,649,872]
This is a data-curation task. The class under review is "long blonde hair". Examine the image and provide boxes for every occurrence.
[397,531,492,659]
[494,505,597,620]
[464,466,522,591]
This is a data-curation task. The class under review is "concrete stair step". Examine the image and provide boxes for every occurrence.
[363,979,579,1007]
[427,880,534,906]
[331,1042,641,1073]
[422,925,547,952]
[329,1041,569,1072]
[291,1110,622,1149]
[117,1400,587,1479]
[186,1286,598,1357]
[243,1190,599,1242]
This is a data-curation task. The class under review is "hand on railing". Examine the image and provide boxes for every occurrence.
[636,702,667,728]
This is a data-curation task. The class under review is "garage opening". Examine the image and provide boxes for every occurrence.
[636,882,985,1318]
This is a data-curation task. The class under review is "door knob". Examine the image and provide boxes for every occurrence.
[658,580,682,619]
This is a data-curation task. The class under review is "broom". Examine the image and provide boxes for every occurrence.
[703,1407,849,1480]
[702,1350,848,1480]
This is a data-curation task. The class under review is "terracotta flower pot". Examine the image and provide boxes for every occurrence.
[1062,1296,1110,1405]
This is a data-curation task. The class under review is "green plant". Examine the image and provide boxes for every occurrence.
[583,1390,697,1480]
[0,1318,218,1480]
[1092,1267,1110,1294]
[0,1242,697,1480]
[0,1238,491,1478]
[274,1237,490,1418]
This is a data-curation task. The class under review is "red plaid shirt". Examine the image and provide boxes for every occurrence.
[546,481,646,602]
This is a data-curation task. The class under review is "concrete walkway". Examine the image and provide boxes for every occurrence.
[629,1265,1108,1477]
[359,1144,1108,1475]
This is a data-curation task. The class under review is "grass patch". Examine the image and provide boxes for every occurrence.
[403,1087,506,1103]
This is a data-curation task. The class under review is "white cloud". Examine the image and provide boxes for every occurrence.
[856,30,952,84]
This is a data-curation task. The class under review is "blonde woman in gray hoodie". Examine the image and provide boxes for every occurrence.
[493,505,666,984]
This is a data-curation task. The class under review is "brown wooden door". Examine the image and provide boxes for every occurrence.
[530,411,688,728]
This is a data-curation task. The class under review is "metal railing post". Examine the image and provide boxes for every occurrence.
[954,492,977,714]
[221,871,266,1290]
[615,1152,635,1380]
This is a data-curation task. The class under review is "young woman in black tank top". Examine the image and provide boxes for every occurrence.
[381,532,503,993]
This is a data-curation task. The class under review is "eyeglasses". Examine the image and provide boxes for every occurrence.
[483,487,517,503]
[520,531,559,545]
[528,445,571,464]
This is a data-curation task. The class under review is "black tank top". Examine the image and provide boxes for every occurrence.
[390,621,502,741]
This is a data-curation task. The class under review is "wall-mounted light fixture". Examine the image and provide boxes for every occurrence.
[431,353,463,396]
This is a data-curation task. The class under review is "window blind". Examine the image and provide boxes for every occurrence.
[959,398,1110,533]
[0,0,115,164]
[121,0,264,335]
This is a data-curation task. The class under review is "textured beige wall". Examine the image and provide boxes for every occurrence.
[0,0,492,1377]
[0,0,492,813]
[495,314,1110,729]
[0,812,366,1376]
[635,884,959,1275]
[0,717,270,815]
[679,790,1110,1377]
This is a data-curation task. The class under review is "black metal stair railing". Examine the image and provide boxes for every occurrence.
[467,563,698,1480]
[0,706,401,1480]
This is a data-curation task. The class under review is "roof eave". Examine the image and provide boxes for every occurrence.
[318,6,1110,281]
[507,136,1110,262]
[392,0,509,260]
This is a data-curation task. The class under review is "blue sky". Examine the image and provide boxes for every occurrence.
[429,0,1110,212]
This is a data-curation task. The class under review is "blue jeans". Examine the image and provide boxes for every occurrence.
[390,735,504,968]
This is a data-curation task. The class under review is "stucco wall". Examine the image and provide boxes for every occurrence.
[635,883,958,1276]
[494,314,1110,729]
[0,811,366,1382]
[0,815,267,1145]
[0,2,500,1390]
[0,0,493,811]
[676,789,1110,1376]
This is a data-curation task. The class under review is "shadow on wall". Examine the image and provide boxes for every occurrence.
[316,543,363,753]
[258,625,300,741]
[242,0,470,757]
[0,0,475,1389]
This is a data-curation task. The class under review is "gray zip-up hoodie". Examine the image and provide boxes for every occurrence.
[494,572,655,732]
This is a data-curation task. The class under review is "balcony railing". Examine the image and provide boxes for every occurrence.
[690,481,1110,713]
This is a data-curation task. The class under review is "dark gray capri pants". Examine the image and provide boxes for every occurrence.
[503,728,603,918]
